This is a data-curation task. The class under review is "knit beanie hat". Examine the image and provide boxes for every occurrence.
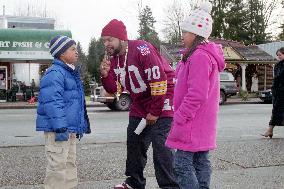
[181,1,213,39]
[101,19,128,40]
[49,35,76,58]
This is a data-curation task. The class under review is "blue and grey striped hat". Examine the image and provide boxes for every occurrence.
[49,35,76,58]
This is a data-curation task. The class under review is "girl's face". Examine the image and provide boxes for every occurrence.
[181,31,196,48]
[276,51,284,61]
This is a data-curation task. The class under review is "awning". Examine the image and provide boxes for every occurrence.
[0,28,72,61]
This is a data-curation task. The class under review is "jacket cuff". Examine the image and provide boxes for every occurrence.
[55,127,67,133]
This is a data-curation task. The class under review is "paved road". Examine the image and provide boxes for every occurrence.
[0,104,284,188]
[0,107,129,146]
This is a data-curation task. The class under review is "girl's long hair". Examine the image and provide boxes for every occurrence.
[182,35,206,63]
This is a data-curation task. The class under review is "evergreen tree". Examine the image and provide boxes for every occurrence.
[77,42,91,95]
[211,0,229,38]
[224,0,250,43]
[247,0,265,44]
[138,6,161,49]
[246,0,279,44]
[87,38,105,84]
[211,0,279,44]
[77,42,87,73]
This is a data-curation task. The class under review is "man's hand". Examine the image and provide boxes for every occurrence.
[100,58,111,78]
[146,113,158,125]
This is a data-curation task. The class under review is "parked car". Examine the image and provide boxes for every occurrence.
[258,89,272,103]
[220,71,238,104]
[91,86,131,111]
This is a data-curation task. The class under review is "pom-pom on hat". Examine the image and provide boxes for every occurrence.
[101,19,128,40]
[49,35,76,58]
[181,1,213,39]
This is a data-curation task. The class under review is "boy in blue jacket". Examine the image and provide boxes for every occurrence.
[36,35,91,189]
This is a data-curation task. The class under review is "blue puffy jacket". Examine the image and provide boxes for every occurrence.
[36,59,91,137]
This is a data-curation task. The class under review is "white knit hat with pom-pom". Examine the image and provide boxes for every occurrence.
[181,1,213,39]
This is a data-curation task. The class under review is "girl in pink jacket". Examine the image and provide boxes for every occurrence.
[165,2,225,189]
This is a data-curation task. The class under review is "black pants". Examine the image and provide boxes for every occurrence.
[125,117,179,189]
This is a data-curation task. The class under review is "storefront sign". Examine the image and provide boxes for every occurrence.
[0,28,71,60]
[0,41,50,49]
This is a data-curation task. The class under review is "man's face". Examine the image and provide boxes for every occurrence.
[102,36,122,56]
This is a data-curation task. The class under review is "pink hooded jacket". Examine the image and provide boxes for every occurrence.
[166,42,225,152]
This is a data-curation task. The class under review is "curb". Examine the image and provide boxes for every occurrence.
[0,103,106,109]
[0,99,265,109]
[224,101,263,105]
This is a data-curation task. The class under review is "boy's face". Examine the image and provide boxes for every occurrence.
[60,44,78,65]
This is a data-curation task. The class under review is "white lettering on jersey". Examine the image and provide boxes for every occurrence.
[114,67,126,88]
[163,98,172,111]
[144,66,161,81]
[128,65,147,93]
[152,66,160,79]
[145,68,151,81]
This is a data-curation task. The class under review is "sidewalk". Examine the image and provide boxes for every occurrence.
[1,167,283,189]
[0,101,105,109]
[225,97,262,104]
[0,97,263,109]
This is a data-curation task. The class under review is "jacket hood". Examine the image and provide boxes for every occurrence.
[197,42,225,72]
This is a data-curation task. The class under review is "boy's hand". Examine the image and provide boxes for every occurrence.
[146,113,158,125]
[100,59,111,78]
[55,131,69,141]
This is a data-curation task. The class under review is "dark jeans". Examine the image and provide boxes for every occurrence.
[174,150,211,189]
[125,117,179,189]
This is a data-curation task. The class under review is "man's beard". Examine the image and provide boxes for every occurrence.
[112,48,120,56]
[110,41,123,56]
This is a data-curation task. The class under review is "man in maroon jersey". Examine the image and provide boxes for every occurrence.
[100,19,179,189]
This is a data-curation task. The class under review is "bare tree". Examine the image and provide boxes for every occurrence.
[137,0,143,15]
[11,0,64,29]
[13,0,49,17]
[261,0,281,32]
[162,0,205,44]
[162,0,185,44]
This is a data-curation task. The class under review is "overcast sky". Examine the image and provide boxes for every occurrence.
[0,0,281,52]
[0,0,192,52]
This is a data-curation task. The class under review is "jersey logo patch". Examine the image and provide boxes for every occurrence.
[137,44,151,56]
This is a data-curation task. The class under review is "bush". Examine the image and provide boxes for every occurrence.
[0,90,6,100]
[239,90,249,101]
